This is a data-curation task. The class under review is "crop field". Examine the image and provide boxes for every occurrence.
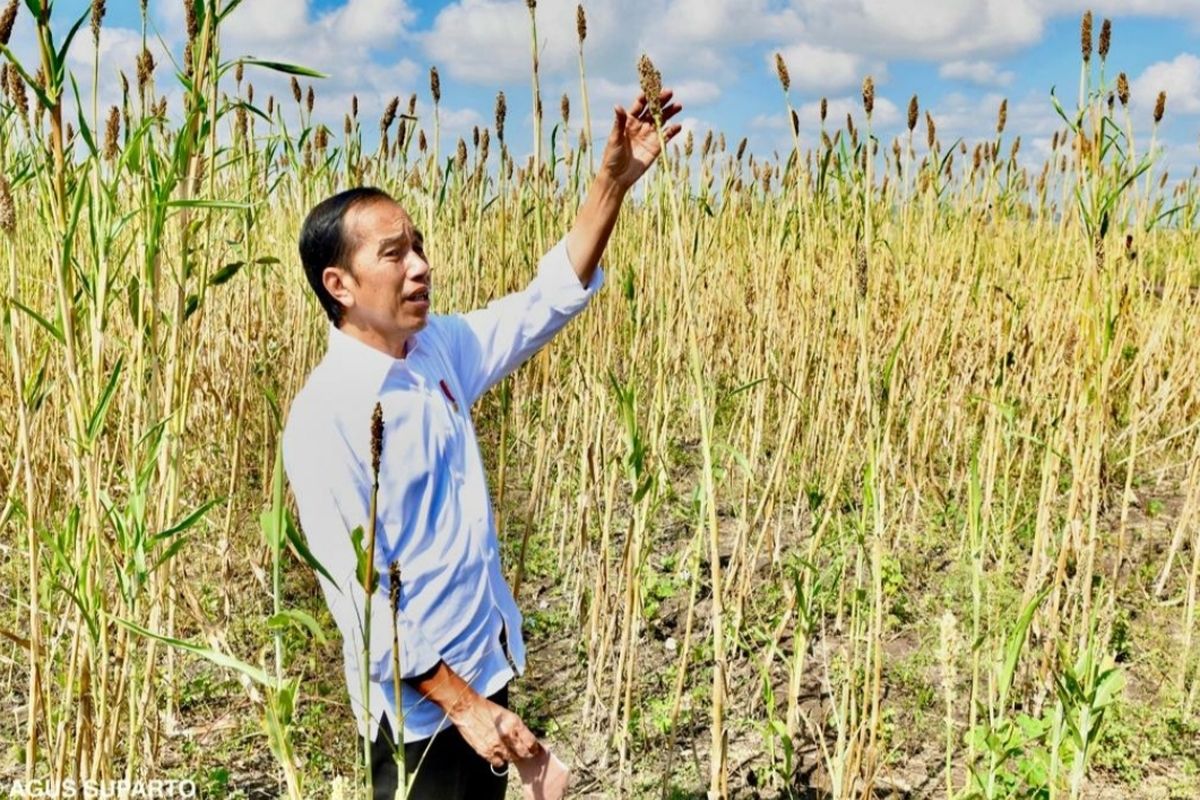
[1,2,1199,798]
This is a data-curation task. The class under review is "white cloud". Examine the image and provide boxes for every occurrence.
[785,0,1046,60]
[1131,53,1200,116]
[771,43,887,93]
[939,60,1016,87]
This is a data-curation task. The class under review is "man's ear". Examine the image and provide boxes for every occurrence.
[323,265,355,312]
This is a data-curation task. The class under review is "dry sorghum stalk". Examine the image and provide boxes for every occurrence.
[1117,72,1129,106]
[1099,18,1111,60]
[1154,91,1166,123]
[907,95,918,132]
[430,66,441,104]
[637,53,662,121]
[775,53,790,93]
[862,76,874,117]
[576,4,586,42]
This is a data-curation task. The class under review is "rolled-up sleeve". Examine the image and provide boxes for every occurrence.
[444,236,604,407]
[283,413,442,685]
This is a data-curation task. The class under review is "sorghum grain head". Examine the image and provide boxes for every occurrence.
[104,105,120,160]
[185,0,198,40]
[576,4,586,42]
[996,99,1007,135]
[925,111,936,149]
[907,95,918,132]
[291,77,301,105]
[1080,11,1092,63]
[306,85,314,114]
[637,54,663,121]
[0,0,18,46]
[91,0,105,44]
[1117,72,1129,106]
[774,53,790,93]
[862,76,874,117]
[561,93,569,126]
[1154,90,1166,123]
[371,403,384,476]
[495,91,507,142]
[430,66,441,104]
[0,176,15,235]
[1099,18,1111,60]
[819,97,827,124]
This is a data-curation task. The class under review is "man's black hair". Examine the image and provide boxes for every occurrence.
[298,186,394,326]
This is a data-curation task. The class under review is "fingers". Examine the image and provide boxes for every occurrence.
[612,104,628,137]
[498,710,543,760]
[631,90,677,122]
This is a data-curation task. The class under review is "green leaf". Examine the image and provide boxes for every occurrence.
[166,198,254,211]
[10,299,64,344]
[86,356,124,443]
[113,616,277,688]
[156,496,224,540]
[208,261,244,286]
[285,512,337,586]
[998,585,1050,709]
[239,58,328,79]
[266,609,328,644]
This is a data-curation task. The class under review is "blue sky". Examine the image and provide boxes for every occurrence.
[15,1,1200,176]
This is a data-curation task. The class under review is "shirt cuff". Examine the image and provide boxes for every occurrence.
[534,236,605,314]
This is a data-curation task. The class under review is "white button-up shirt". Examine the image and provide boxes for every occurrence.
[282,237,603,743]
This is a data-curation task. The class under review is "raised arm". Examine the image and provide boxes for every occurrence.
[445,89,683,406]
[565,89,683,287]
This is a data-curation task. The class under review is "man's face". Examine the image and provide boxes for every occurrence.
[328,198,431,339]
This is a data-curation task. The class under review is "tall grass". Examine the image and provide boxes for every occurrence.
[1,3,1199,798]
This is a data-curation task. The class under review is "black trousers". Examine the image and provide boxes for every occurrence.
[363,685,509,800]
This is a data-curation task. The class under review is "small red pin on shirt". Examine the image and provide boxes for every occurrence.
[438,379,459,413]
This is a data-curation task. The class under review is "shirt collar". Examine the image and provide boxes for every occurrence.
[324,321,421,394]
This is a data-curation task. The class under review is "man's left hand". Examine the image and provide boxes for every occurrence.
[600,89,683,190]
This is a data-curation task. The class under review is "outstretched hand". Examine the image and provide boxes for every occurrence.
[600,89,684,190]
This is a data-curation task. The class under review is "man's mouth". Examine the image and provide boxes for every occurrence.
[409,289,430,303]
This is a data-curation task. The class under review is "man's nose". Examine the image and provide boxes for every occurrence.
[406,252,430,280]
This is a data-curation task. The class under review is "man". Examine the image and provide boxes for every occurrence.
[282,88,682,798]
